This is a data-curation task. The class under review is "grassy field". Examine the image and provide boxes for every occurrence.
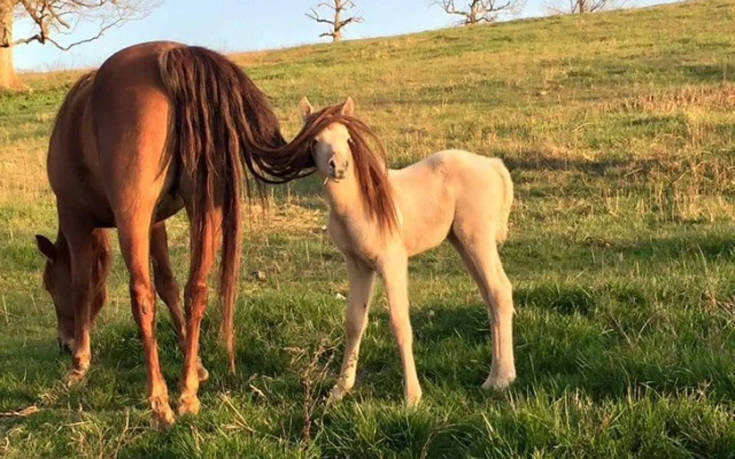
[2,0,735,456]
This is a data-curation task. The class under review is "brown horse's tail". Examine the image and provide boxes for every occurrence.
[157,46,290,372]
[492,158,514,245]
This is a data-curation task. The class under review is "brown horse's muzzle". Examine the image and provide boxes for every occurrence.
[58,338,72,355]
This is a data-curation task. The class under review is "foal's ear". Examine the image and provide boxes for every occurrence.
[298,96,313,123]
[35,235,56,261]
[341,97,355,117]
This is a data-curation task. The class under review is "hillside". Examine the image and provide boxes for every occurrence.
[2,1,735,456]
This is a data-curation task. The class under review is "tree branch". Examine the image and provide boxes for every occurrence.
[305,8,335,25]
[7,0,155,49]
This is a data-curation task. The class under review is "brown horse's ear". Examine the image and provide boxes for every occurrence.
[341,97,355,117]
[35,235,56,261]
[298,96,313,123]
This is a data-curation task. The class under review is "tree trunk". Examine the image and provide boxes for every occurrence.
[0,0,18,90]
[0,47,17,90]
[333,5,341,42]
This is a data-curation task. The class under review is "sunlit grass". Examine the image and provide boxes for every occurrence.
[2,0,735,456]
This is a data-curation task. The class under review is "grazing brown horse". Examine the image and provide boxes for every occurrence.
[35,41,314,428]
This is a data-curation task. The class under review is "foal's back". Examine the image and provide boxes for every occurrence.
[389,149,510,256]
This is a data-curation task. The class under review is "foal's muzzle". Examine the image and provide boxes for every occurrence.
[328,158,348,181]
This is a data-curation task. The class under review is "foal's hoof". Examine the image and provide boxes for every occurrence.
[151,406,176,430]
[481,372,516,391]
[326,385,348,406]
[405,390,422,407]
[65,369,87,387]
[177,395,201,416]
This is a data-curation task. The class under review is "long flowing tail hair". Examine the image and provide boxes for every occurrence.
[157,46,312,371]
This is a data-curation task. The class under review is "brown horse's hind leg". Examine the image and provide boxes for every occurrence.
[177,208,220,417]
[150,221,209,382]
[117,214,175,429]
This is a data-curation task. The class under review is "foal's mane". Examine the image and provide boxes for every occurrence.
[301,103,398,233]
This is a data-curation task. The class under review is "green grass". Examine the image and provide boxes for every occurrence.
[3,0,735,456]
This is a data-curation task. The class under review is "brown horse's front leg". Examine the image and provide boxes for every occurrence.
[60,220,95,386]
[118,217,175,430]
[89,229,112,326]
[150,221,209,382]
[177,210,219,417]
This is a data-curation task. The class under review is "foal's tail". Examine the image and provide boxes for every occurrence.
[157,46,288,372]
[492,158,514,245]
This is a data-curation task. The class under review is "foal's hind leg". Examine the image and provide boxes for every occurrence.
[117,213,176,429]
[449,231,516,390]
[328,256,376,405]
[150,221,208,382]
[177,208,220,417]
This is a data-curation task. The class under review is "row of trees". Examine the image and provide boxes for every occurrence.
[1,0,621,90]
[306,0,622,41]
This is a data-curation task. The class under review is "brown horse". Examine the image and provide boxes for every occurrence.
[35,41,315,428]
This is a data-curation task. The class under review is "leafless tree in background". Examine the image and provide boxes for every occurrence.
[306,0,363,42]
[434,0,524,25]
[547,0,623,15]
[0,0,155,90]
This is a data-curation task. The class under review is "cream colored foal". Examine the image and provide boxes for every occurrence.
[299,97,516,405]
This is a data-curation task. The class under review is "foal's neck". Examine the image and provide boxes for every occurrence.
[323,174,366,222]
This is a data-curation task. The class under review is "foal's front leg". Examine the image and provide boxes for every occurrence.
[328,256,376,404]
[379,254,422,406]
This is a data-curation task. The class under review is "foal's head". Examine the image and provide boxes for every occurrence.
[35,234,75,353]
[297,97,398,232]
[298,96,356,182]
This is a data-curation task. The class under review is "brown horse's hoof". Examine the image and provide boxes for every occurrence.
[65,369,87,387]
[151,406,176,430]
[177,394,201,416]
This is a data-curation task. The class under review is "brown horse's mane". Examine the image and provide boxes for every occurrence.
[301,103,398,233]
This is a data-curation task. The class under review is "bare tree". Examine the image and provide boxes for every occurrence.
[435,0,523,25]
[306,0,363,43]
[0,0,155,90]
[547,0,622,14]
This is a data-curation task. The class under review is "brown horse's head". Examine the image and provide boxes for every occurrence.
[35,234,75,353]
